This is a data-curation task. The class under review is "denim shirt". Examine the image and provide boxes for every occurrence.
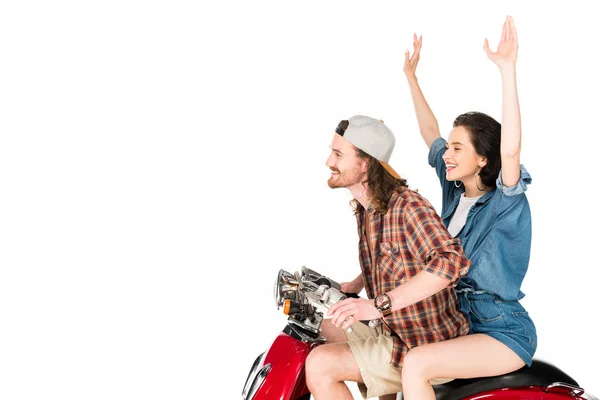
[428,137,532,301]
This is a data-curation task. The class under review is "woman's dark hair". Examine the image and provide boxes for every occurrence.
[336,119,408,215]
[453,112,501,188]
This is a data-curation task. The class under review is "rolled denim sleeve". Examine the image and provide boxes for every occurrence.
[427,137,446,168]
[496,165,532,196]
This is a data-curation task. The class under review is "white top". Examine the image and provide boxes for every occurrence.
[447,193,482,237]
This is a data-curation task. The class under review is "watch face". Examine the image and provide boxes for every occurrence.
[375,294,391,311]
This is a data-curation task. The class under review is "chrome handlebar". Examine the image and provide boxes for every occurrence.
[273,267,348,336]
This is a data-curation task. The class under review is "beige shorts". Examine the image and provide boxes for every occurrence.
[345,322,453,399]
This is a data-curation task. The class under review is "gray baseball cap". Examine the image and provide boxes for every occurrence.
[336,115,401,179]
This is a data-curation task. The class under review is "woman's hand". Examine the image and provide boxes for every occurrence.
[326,298,382,330]
[484,15,518,70]
[403,33,423,80]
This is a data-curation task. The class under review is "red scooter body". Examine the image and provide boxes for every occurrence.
[243,323,596,400]
[463,387,587,400]
[243,268,597,400]
[243,331,313,400]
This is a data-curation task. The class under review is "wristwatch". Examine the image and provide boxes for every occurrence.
[374,293,393,317]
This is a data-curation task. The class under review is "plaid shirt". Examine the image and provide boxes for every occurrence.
[357,188,471,368]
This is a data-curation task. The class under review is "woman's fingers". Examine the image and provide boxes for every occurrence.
[483,38,493,58]
[501,18,508,42]
[509,16,518,42]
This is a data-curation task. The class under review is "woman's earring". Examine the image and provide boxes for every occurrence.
[475,174,486,191]
[454,180,462,188]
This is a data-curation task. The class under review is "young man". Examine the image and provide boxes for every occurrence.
[304,115,470,399]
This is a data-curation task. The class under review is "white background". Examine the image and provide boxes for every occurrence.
[1,1,598,399]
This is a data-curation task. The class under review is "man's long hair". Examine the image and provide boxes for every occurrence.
[350,148,408,215]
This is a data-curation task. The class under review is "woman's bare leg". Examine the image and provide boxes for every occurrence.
[401,333,525,400]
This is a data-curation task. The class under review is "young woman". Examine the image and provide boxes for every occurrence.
[400,16,537,399]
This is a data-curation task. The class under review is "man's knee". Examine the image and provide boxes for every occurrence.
[304,344,332,392]
[305,345,333,385]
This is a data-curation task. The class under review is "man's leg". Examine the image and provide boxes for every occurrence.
[401,333,524,400]
[320,319,348,343]
[309,321,401,400]
[305,341,363,400]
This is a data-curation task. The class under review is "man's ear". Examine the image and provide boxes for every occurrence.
[362,158,370,172]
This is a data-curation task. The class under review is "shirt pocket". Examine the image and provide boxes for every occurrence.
[378,241,406,282]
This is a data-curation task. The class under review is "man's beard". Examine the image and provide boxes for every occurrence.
[327,168,363,189]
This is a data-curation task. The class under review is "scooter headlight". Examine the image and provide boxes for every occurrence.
[273,269,297,309]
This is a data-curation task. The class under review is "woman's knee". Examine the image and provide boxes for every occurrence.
[402,346,433,381]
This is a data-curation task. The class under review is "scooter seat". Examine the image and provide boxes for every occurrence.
[404,359,579,400]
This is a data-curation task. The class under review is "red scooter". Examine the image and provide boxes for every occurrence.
[242,267,597,400]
